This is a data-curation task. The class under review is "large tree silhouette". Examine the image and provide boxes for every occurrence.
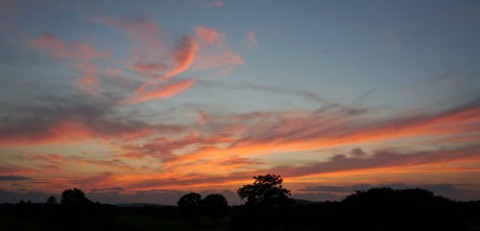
[46,195,58,206]
[237,174,291,207]
[61,188,92,206]
[202,193,229,225]
[177,192,202,224]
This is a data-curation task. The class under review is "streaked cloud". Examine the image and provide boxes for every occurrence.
[0,95,182,145]
[159,98,480,167]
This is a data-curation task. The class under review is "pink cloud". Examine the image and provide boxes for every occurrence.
[192,27,244,74]
[30,33,109,96]
[247,31,256,47]
[75,77,101,97]
[131,61,168,74]
[29,33,109,59]
[29,33,66,54]
[104,67,123,78]
[165,37,198,80]
[96,17,169,77]
[208,0,224,8]
[194,50,244,71]
[97,17,165,52]
[76,77,99,86]
[97,18,244,103]
[126,79,196,104]
[196,26,225,47]
[127,37,198,103]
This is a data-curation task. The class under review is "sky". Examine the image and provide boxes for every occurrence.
[1,0,480,204]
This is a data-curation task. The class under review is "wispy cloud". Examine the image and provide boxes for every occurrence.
[30,33,109,59]
[109,25,199,103]
[28,18,244,104]
[30,33,110,96]
[208,0,224,8]
[94,18,243,103]
[196,26,225,47]
[125,79,196,104]
[247,31,256,47]
[193,26,243,74]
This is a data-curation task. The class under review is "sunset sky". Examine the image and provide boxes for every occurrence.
[1,0,480,204]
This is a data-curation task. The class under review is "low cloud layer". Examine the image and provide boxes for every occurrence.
[0,175,31,181]
[298,183,480,201]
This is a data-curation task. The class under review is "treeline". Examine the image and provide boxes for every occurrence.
[1,174,480,231]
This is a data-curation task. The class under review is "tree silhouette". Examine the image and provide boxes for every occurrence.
[202,194,229,225]
[46,195,58,206]
[237,174,291,207]
[177,192,202,225]
[61,188,92,207]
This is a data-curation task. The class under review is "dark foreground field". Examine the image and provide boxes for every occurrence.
[1,187,480,231]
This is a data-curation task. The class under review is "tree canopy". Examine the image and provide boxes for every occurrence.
[177,192,202,219]
[202,194,229,222]
[61,188,92,206]
[237,174,291,207]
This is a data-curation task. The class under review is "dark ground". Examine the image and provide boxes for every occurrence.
[1,188,480,231]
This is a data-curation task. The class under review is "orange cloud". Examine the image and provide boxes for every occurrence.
[164,37,198,80]
[125,37,198,103]
[121,144,480,191]
[126,79,196,104]
[158,99,480,167]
